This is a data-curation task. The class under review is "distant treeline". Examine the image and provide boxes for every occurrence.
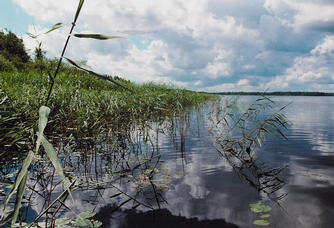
[211,91,334,96]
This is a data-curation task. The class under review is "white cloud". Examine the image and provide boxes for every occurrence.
[237,79,250,87]
[264,0,334,31]
[205,62,230,79]
[265,35,334,91]
[12,0,334,91]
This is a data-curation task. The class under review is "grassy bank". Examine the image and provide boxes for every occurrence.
[0,68,213,157]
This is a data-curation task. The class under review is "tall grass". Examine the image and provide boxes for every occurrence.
[0,70,211,141]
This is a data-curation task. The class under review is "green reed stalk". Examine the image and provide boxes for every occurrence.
[45,0,85,106]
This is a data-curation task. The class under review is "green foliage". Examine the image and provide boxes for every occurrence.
[34,43,46,60]
[0,30,30,70]
[249,202,272,213]
[253,220,270,226]
[249,202,272,226]
[0,70,212,141]
[45,23,64,34]
[72,211,102,227]
[0,54,16,72]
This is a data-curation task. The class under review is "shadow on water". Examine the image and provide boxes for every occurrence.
[95,206,238,228]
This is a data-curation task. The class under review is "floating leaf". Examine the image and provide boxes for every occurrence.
[77,211,96,219]
[249,202,264,213]
[73,34,123,40]
[262,205,272,213]
[72,218,93,227]
[253,219,270,226]
[91,220,102,227]
[260,214,270,218]
[55,218,71,228]
[45,23,63,34]
[63,57,130,91]
[72,217,102,228]
[249,202,272,213]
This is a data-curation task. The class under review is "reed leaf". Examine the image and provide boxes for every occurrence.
[26,32,38,39]
[45,23,64,34]
[3,150,34,214]
[11,172,28,228]
[36,106,50,154]
[73,34,123,40]
[74,0,84,23]
[63,57,130,91]
[41,135,72,198]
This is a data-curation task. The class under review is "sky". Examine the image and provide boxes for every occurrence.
[2,0,334,92]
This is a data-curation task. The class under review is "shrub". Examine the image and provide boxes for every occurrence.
[0,54,16,72]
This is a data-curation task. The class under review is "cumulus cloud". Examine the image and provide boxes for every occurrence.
[12,0,334,91]
[265,35,334,91]
[264,0,334,32]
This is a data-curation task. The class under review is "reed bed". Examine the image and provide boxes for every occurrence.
[0,69,213,158]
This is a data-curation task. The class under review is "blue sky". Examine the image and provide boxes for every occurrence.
[0,1,35,35]
[3,0,334,92]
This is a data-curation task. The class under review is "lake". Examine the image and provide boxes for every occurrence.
[1,95,334,228]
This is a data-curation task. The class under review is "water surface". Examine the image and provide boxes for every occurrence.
[2,96,334,228]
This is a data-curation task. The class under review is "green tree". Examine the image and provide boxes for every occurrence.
[0,30,30,70]
[34,42,46,60]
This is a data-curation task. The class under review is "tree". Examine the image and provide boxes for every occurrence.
[0,30,30,70]
[34,42,46,60]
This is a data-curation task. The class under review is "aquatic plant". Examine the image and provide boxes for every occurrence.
[249,201,272,226]
[208,96,290,200]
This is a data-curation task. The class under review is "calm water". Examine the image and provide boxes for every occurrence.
[2,96,334,228]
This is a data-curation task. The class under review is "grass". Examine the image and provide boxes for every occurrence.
[0,68,213,158]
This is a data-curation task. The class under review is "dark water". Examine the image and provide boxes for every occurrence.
[2,96,334,227]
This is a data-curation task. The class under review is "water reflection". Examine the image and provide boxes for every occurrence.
[1,96,334,227]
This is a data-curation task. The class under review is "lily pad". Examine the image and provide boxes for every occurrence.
[262,205,272,213]
[249,202,272,213]
[260,214,270,218]
[253,219,270,226]
[77,211,96,219]
[55,218,71,227]
[72,217,91,227]
[72,217,102,227]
